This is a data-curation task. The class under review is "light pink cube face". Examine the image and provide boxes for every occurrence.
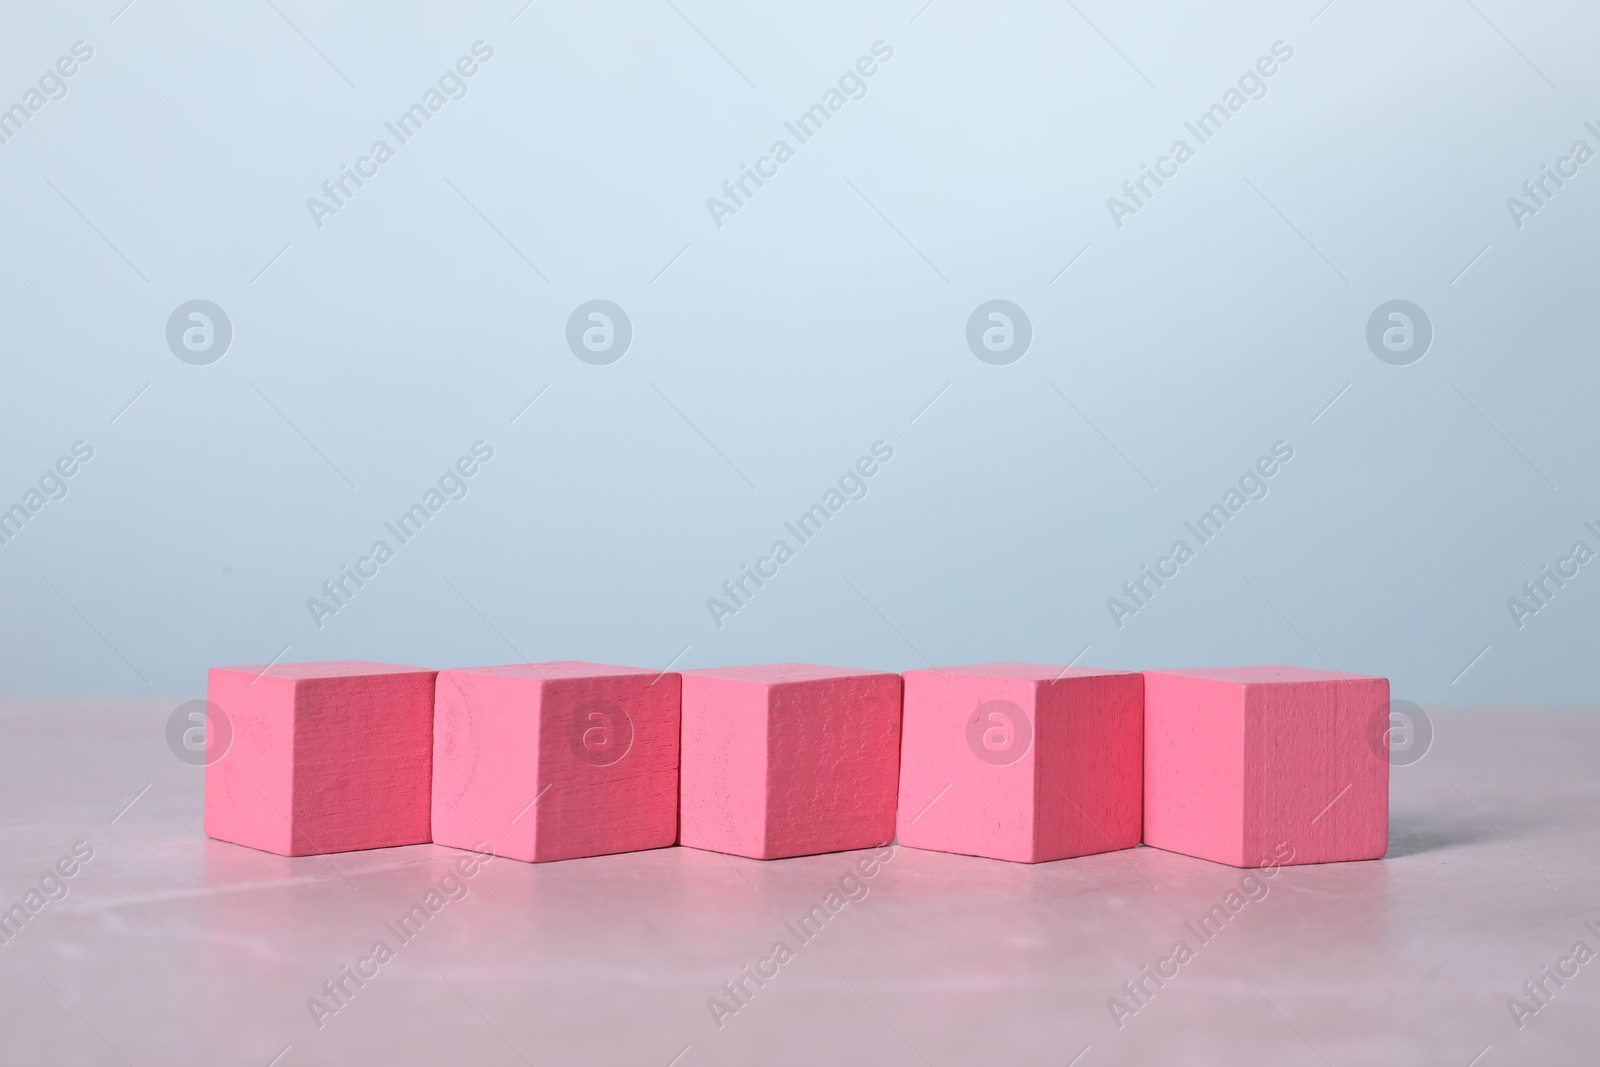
[896,664,1144,864]
[679,664,903,861]
[431,662,681,864]
[1142,666,1390,868]
[204,661,437,857]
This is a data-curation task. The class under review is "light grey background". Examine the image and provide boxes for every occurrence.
[1,0,1594,706]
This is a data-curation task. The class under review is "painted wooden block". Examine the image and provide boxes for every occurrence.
[1143,666,1389,868]
[205,660,436,856]
[896,664,1143,863]
[431,662,680,863]
[679,664,901,860]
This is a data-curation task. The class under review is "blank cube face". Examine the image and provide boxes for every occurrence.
[1143,667,1389,868]
[896,665,1144,864]
[205,661,436,856]
[680,665,902,860]
[431,662,680,863]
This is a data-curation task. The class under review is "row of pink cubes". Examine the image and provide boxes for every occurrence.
[205,660,1390,870]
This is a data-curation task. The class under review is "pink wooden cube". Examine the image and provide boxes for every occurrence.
[205,660,436,856]
[1143,666,1389,868]
[679,664,902,860]
[432,662,680,863]
[895,664,1143,863]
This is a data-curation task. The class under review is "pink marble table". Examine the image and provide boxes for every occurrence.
[0,699,1594,1066]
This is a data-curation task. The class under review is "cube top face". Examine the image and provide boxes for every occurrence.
[896,667,1143,863]
[205,663,436,856]
[683,662,886,686]
[679,667,902,860]
[906,663,1136,684]
[1142,669,1389,868]
[1146,665,1370,686]
[432,665,680,863]
[451,661,659,682]
[212,659,430,683]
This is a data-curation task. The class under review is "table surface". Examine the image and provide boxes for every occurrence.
[1,700,1594,1067]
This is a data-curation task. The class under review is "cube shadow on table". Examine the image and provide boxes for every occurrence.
[204,660,436,856]
[431,662,681,863]
[1142,665,1389,868]
[895,663,1144,863]
[678,664,902,860]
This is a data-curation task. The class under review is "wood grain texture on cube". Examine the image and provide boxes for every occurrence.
[1143,666,1389,868]
[205,660,436,856]
[680,664,902,860]
[432,661,679,863]
[896,664,1143,863]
